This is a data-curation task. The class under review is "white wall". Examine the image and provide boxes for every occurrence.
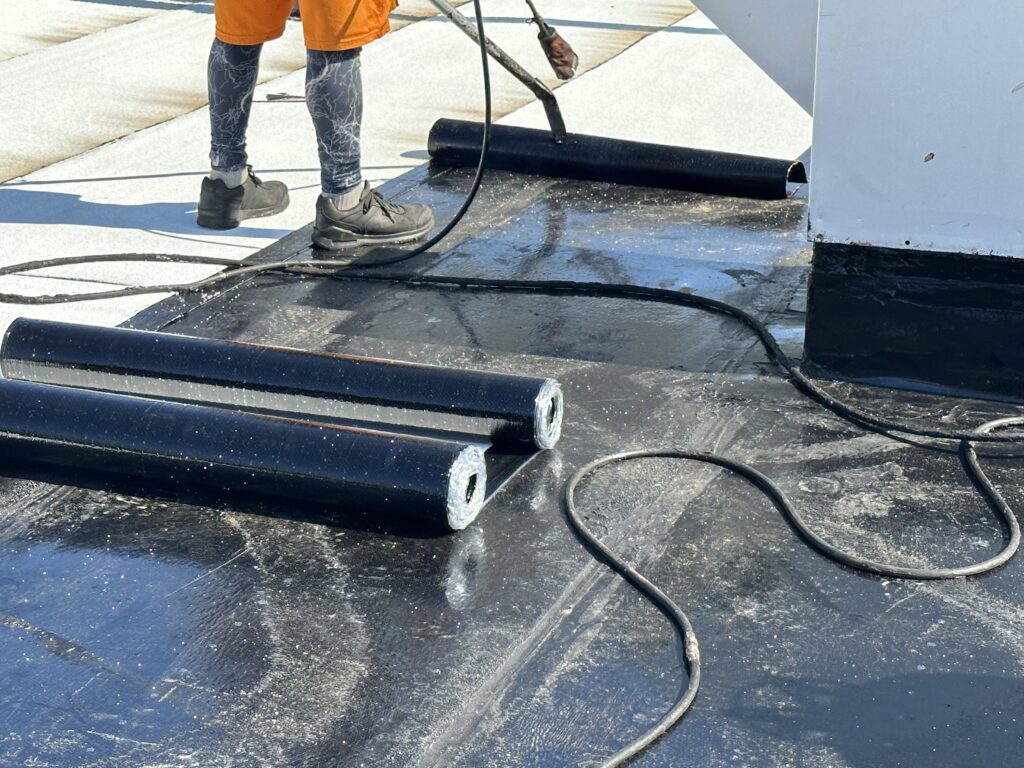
[810,0,1024,257]
[693,0,819,114]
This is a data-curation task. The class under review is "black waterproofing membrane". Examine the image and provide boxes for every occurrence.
[0,318,564,450]
[0,378,487,530]
[428,118,807,199]
[0,319,564,524]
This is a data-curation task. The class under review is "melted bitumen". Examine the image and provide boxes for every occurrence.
[0,166,1022,767]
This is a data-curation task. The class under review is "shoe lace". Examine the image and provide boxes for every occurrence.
[363,187,403,221]
[246,165,263,186]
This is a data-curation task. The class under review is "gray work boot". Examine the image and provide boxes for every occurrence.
[313,182,434,250]
[197,166,289,230]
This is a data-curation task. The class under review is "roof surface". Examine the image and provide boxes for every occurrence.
[2,164,1021,767]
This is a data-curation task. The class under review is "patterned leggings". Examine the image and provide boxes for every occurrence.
[207,39,363,195]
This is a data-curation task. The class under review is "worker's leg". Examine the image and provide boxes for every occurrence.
[305,48,364,205]
[306,48,433,250]
[297,0,431,249]
[305,46,433,250]
[198,1,291,229]
[207,40,262,182]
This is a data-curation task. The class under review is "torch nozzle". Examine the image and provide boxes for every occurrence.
[525,0,579,80]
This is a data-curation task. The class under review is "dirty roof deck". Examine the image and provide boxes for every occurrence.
[1,165,1022,768]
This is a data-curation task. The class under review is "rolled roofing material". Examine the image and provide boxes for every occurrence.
[428,118,806,200]
[0,318,564,451]
[0,378,487,530]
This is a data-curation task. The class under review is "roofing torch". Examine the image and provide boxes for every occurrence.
[525,0,579,80]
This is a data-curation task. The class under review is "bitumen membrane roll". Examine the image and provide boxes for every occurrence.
[0,318,564,451]
[428,118,805,199]
[0,378,487,530]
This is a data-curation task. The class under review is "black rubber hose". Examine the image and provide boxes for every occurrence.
[282,271,1024,447]
[961,417,1024,564]
[563,451,702,768]
[566,430,1018,766]
[0,253,239,274]
[367,0,491,267]
[3,267,1023,448]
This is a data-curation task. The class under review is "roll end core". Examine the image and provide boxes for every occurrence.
[534,380,564,450]
[446,445,488,530]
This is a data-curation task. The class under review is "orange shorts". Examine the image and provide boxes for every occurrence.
[215,0,398,51]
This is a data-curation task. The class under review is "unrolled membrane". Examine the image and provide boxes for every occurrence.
[0,378,487,530]
[0,318,564,450]
[428,118,807,200]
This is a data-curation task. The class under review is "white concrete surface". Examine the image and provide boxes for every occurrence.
[0,0,161,63]
[0,0,813,329]
[693,0,818,114]
[0,0,467,182]
[0,2,303,182]
[810,0,1024,257]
